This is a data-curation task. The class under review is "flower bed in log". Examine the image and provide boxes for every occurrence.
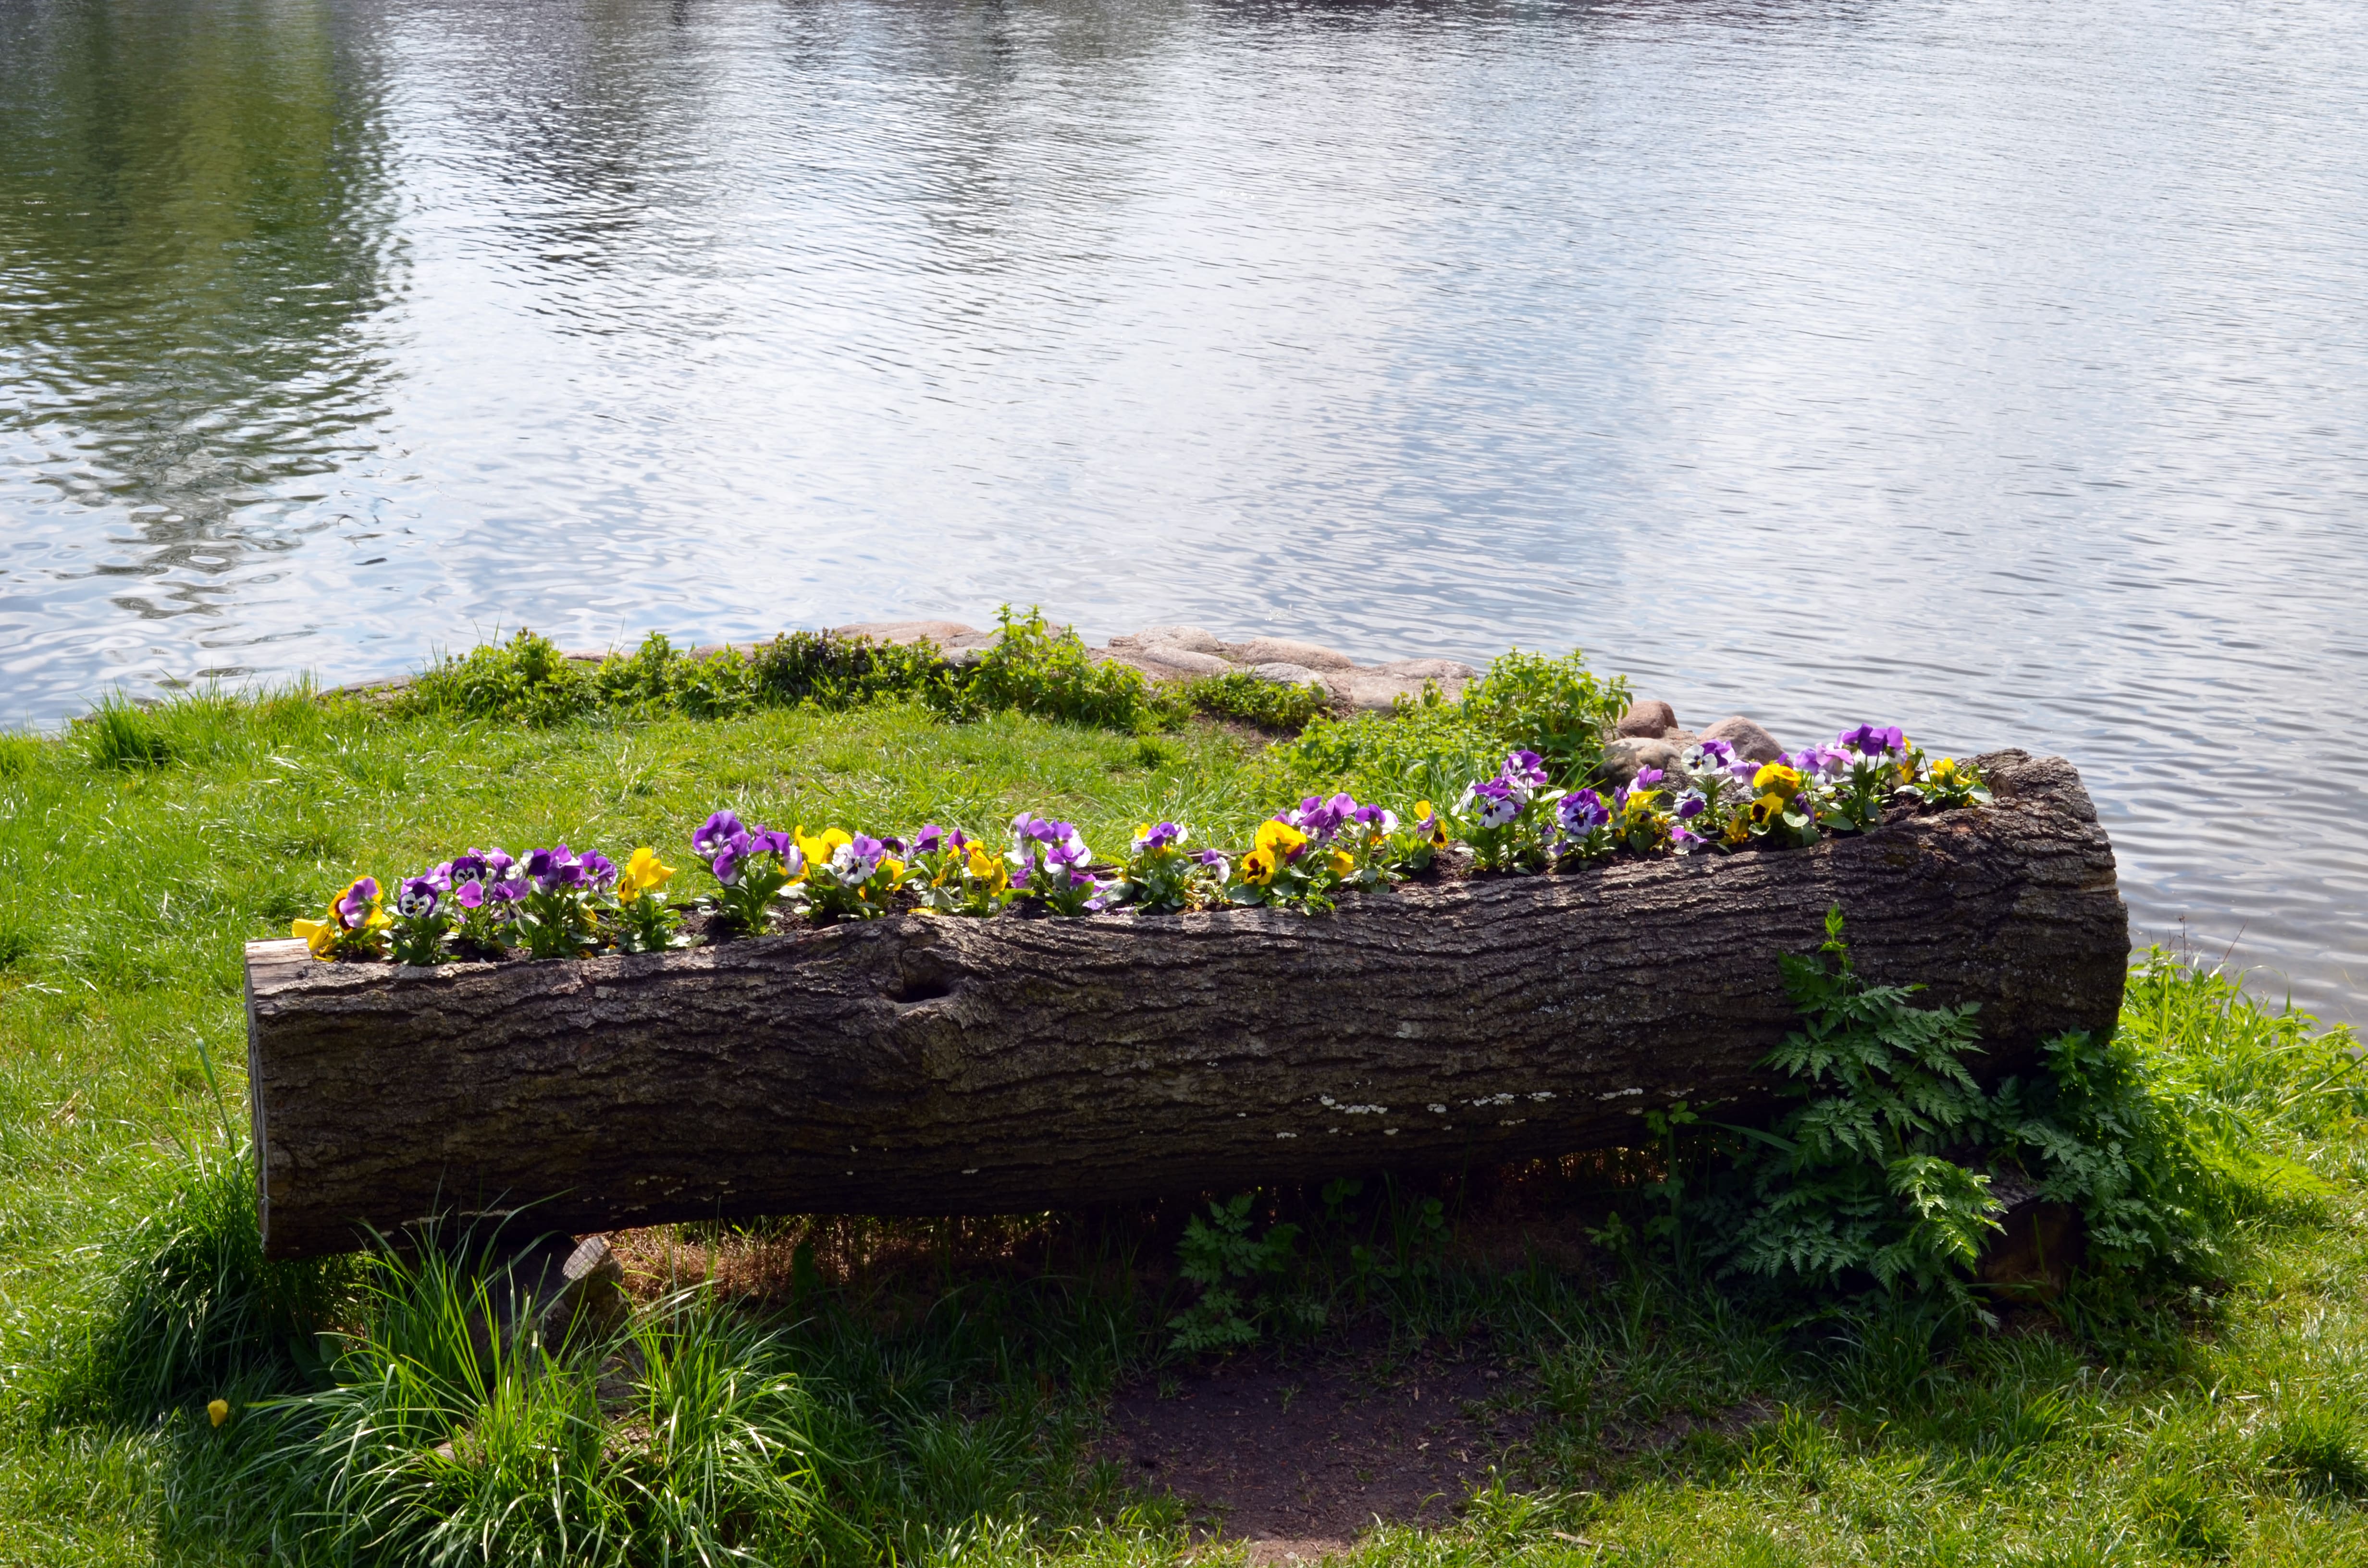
[291,725,1990,967]
[245,730,2127,1260]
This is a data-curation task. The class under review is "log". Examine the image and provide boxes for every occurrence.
[245,750,2127,1259]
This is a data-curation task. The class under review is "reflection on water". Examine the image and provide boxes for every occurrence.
[2,0,2364,1021]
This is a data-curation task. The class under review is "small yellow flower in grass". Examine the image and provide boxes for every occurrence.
[207,1398,229,1427]
[617,846,675,904]
[1752,762,1803,798]
[1240,848,1277,886]
[1252,820,1307,860]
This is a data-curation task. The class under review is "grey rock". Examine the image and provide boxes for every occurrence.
[829,619,981,647]
[1369,657,1480,681]
[1251,661,1328,686]
[466,1234,627,1367]
[1328,670,1470,713]
[1601,735,1689,789]
[1699,715,1783,764]
[1096,645,1233,682]
[1616,700,1679,739]
[1224,637,1356,672]
[1110,625,1228,657]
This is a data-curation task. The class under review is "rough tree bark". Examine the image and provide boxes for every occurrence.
[245,750,2127,1259]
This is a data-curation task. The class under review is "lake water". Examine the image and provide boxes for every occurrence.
[3,0,2363,1022]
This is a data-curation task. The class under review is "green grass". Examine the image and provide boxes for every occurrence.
[1,683,2364,1565]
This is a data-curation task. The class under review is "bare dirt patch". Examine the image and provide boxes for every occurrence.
[1103,1337,1536,1557]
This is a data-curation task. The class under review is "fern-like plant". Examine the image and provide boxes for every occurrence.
[1721,907,2003,1298]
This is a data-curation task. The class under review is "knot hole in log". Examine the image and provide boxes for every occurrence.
[886,943,961,1006]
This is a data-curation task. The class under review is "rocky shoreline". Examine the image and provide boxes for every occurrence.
[333,617,1488,717]
[842,618,1487,716]
[332,617,1805,762]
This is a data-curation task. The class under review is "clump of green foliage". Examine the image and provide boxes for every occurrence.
[1165,1194,1307,1352]
[923,605,1159,731]
[1650,913,2361,1316]
[397,608,1334,738]
[1175,670,1332,733]
[79,693,180,770]
[1707,911,2022,1300]
[1269,646,1629,805]
[400,626,949,728]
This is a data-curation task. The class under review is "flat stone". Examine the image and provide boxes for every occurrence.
[1616,699,1679,739]
[829,619,981,647]
[1109,625,1228,657]
[1327,670,1471,713]
[1223,637,1356,672]
[1096,646,1234,683]
[466,1234,627,1365]
[1601,735,1689,789]
[1368,657,1480,681]
[1251,662,1329,686]
[1699,715,1783,764]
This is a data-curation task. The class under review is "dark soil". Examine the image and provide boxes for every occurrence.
[1102,1335,1538,1559]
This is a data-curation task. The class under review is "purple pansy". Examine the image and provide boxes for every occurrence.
[1557,789,1610,833]
[693,811,746,860]
[1837,723,1906,759]
[524,845,584,893]
[1134,821,1184,854]
[1675,792,1706,820]
[456,882,487,911]
[829,833,890,886]
[335,877,379,929]
[1469,777,1523,830]
[395,876,441,919]
[1500,750,1549,792]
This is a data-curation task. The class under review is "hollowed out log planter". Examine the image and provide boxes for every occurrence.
[245,750,2128,1260]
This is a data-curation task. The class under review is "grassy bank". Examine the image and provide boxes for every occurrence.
[1,666,2364,1566]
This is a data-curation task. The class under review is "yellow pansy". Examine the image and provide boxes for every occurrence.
[618,846,675,903]
[1329,847,1356,877]
[964,841,1005,885]
[1253,820,1308,859]
[1927,756,1961,784]
[1414,800,1449,848]
[1749,792,1787,826]
[1752,762,1803,798]
[291,916,336,958]
[795,826,851,879]
[1240,848,1277,885]
[878,857,905,887]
